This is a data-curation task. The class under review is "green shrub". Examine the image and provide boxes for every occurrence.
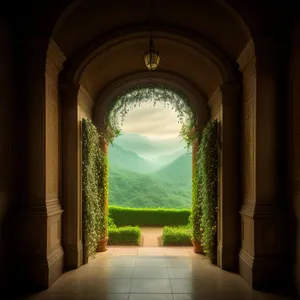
[108,226,141,245]
[162,226,192,246]
[108,215,117,229]
[108,206,191,226]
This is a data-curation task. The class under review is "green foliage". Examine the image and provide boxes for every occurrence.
[109,167,192,209]
[82,119,108,257]
[179,122,200,152]
[162,226,192,246]
[198,120,219,263]
[191,169,202,243]
[109,206,191,227]
[108,226,141,245]
[108,214,117,229]
[106,85,195,147]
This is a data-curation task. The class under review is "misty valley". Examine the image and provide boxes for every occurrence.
[108,133,192,208]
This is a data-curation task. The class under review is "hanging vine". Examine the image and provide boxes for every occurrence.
[198,120,220,263]
[105,84,197,148]
[82,119,108,257]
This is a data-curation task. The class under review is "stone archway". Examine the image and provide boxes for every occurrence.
[15,0,292,293]
[59,29,241,281]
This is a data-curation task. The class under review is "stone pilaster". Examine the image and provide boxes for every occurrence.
[209,84,240,271]
[238,38,287,290]
[20,38,66,289]
[61,83,84,270]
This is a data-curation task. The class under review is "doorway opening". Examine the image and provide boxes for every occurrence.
[107,88,193,247]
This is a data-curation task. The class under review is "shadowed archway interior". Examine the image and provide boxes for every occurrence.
[1,0,297,298]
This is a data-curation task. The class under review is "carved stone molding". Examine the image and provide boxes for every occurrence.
[46,199,64,217]
[237,39,255,71]
[26,199,63,217]
[240,201,276,219]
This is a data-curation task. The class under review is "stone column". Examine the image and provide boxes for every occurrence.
[20,38,66,289]
[208,84,239,271]
[217,84,240,271]
[238,38,288,289]
[61,83,84,270]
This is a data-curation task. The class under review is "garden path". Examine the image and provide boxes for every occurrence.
[140,227,163,247]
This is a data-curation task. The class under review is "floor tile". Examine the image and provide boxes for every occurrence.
[23,247,294,300]
[130,279,172,293]
[129,294,173,300]
[170,279,210,294]
[165,258,192,267]
[94,279,132,294]
[96,267,134,278]
[135,258,166,267]
[133,267,169,278]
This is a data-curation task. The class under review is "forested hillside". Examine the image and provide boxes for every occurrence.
[108,133,192,208]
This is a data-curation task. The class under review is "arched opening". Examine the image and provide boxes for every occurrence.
[103,85,196,248]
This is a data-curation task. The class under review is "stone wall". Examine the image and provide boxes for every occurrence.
[291,21,300,295]
[0,19,14,280]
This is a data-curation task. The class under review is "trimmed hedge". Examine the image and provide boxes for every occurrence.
[162,226,192,246]
[108,226,141,245]
[109,206,191,226]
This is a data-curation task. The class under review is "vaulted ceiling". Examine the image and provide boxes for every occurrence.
[51,0,252,101]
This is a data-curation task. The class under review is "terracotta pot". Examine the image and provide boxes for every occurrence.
[191,239,204,254]
[96,236,109,252]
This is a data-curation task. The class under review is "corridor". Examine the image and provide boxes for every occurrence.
[25,247,293,300]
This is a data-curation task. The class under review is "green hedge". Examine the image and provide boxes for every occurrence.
[161,226,192,246]
[109,206,191,226]
[108,226,141,245]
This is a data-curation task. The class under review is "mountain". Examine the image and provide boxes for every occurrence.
[154,153,192,185]
[151,148,187,165]
[113,133,186,162]
[107,133,192,209]
[108,167,192,208]
[112,134,159,157]
[108,144,160,174]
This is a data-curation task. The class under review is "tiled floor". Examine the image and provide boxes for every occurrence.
[26,247,296,300]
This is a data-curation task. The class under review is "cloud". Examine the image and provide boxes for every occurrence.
[121,102,183,138]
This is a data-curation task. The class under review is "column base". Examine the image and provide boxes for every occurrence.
[239,248,287,291]
[217,245,238,271]
[22,246,64,291]
[64,241,83,270]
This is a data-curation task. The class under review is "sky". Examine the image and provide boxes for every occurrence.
[121,101,183,139]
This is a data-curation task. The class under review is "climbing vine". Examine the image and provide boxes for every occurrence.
[82,118,108,257]
[198,120,220,263]
[191,166,202,243]
[106,84,196,148]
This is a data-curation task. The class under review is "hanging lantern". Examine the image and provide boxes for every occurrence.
[143,38,161,71]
